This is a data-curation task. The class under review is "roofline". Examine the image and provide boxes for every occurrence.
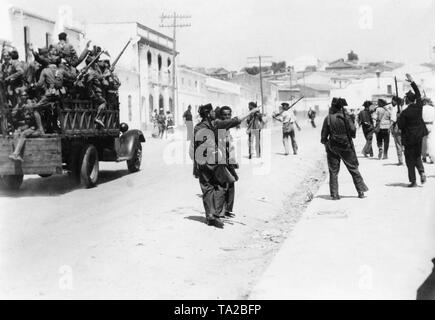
[9,7,84,35]
[87,21,173,42]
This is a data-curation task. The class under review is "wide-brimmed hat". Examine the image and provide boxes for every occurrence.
[281,102,290,110]
[363,100,373,108]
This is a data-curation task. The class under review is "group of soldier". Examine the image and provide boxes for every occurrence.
[0,32,120,162]
[321,73,433,201]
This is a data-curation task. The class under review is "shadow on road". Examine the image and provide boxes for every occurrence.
[315,194,359,200]
[184,215,207,224]
[385,182,422,188]
[417,258,435,300]
[0,170,130,198]
[382,163,402,167]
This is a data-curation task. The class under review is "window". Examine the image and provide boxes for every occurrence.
[158,54,162,71]
[181,77,184,85]
[149,95,154,122]
[167,58,171,67]
[387,85,392,95]
[128,95,132,121]
[169,98,174,114]
[147,51,152,66]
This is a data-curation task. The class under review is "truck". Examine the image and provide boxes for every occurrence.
[0,98,145,190]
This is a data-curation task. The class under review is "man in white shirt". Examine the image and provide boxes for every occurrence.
[273,102,301,155]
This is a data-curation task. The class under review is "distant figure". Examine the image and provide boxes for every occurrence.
[374,99,392,160]
[422,98,434,164]
[321,98,368,200]
[358,101,374,158]
[166,110,175,138]
[398,74,427,187]
[308,107,317,128]
[391,96,404,165]
[246,102,264,159]
[183,105,194,141]
[156,108,166,139]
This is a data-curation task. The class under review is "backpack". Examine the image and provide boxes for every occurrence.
[328,115,350,149]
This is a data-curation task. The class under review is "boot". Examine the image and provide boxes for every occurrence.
[421,173,427,185]
[378,148,383,160]
[408,182,418,188]
[358,191,366,199]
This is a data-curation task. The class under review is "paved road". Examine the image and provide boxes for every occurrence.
[0,121,325,299]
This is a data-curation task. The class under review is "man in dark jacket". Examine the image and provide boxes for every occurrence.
[192,103,260,227]
[358,100,374,157]
[398,74,427,187]
[321,98,369,200]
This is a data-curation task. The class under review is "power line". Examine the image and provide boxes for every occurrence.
[159,12,191,123]
[247,55,272,113]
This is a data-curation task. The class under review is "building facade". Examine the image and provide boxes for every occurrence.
[2,7,84,62]
[86,22,175,131]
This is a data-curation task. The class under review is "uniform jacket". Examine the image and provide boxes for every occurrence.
[321,110,356,147]
[56,42,79,67]
[398,81,427,146]
[37,65,65,93]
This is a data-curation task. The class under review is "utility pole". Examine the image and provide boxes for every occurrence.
[289,66,293,104]
[247,55,272,114]
[159,12,191,124]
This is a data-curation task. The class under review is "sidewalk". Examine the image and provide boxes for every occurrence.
[250,138,435,300]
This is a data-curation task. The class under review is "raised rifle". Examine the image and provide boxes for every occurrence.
[341,106,357,163]
[110,38,133,73]
[74,50,106,85]
[0,41,9,134]
[394,76,401,114]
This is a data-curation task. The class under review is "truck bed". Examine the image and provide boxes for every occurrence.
[0,136,62,175]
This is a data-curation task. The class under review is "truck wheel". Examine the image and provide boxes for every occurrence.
[80,145,99,188]
[127,144,142,173]
[1,175,24,190]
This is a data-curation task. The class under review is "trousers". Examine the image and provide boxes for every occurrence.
[326,142,368,196]
[404,140,425,183]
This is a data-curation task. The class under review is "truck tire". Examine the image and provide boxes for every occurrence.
[39,174,52,178]
[80,145,99,188]
[1,174,24,190]
[127,144,142,173]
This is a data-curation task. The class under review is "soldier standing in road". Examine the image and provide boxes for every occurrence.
[246,102,264,159]
[390,96,404,166]
[216,106,238,218]
[357,101,375,158]
[321,97,369,200]
[398,74,427,187]
[183,105,194,141]
[192,103,260,227]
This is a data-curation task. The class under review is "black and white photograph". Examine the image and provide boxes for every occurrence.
[0,0,434,303]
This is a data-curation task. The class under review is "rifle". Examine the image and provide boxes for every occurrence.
[74,50,106,85]
[273,96,304,118]
[0,41,9,134]
[341,106,357,161]
[110,38,133,73]
[394,76,401,114]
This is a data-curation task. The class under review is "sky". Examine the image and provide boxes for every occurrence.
[4,0,435,70]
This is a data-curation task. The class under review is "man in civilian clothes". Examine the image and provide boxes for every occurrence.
[246,102,264,159]
[398,74,427,187]
[357,101,374,158]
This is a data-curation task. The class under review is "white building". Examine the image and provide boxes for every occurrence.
[1,6,85,62]
[177,66,207,123]
[86,22,175,131]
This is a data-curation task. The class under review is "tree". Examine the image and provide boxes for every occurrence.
[271,61,286,74]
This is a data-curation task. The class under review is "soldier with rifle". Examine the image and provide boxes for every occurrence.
[75,47,107,128]
[273,97,303,156]
[0,42,11,134]
[321,97,369,200]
